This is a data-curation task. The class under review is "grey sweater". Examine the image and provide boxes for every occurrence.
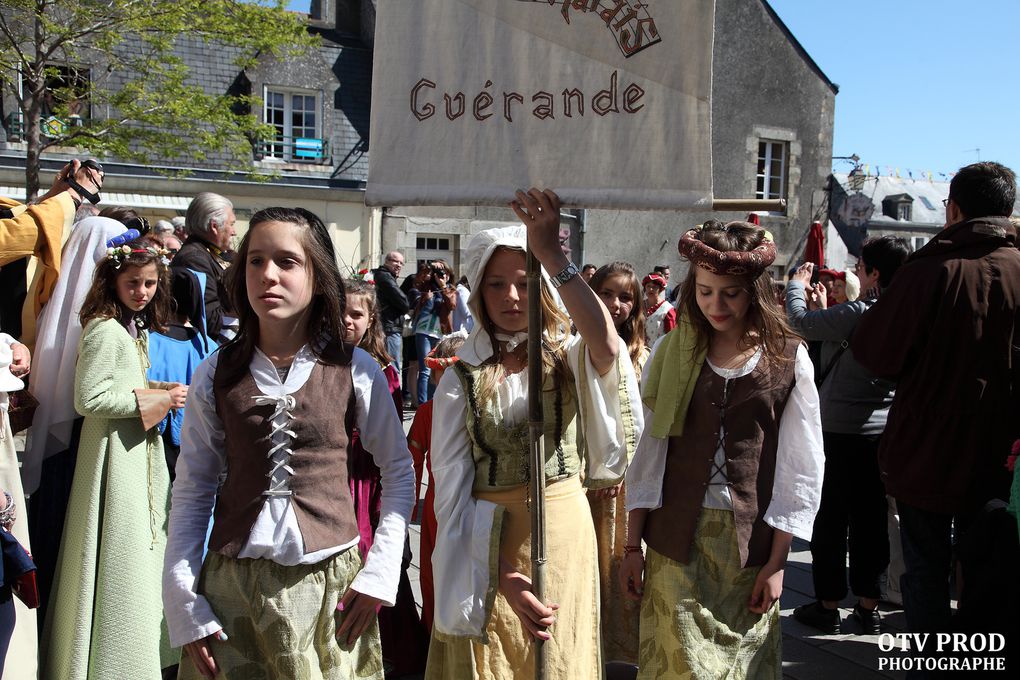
[786,281,895,435]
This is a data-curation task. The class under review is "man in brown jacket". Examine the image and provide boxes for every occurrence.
[853,162,1019,657]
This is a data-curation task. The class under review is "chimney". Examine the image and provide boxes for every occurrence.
[334,0,362,35]
[309,0,336,29]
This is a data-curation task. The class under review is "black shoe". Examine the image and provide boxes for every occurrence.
[793,601,841,635]
[851,602,881,635]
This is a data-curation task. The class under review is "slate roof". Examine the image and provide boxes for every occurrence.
[831,172,949,226]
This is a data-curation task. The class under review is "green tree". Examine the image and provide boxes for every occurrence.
[0,0,318,198]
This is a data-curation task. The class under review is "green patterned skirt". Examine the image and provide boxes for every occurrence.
[178,548,383,680]
[638,508,780,680]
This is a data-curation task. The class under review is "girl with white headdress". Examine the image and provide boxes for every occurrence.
[22,216,126,628]
[425,189,643,679]
[23,216,128,490]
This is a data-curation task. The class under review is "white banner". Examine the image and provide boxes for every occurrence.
[366,0,715,209]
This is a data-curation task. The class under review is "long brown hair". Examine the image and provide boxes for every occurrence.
[79,240,171,332]
[344,279,393,365]
[676,220,796,364]
[215,207,347,388]
[589,261,646,371]
[473,246,572,408]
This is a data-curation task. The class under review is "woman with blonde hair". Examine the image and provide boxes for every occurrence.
[425,189,642,679]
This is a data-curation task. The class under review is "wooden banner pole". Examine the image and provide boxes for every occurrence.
[525,244,548,680]
[711,198,787,212]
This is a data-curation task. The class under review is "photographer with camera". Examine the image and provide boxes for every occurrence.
[1,159,103,265]
[412,259,456,406]
[1,160,104,339]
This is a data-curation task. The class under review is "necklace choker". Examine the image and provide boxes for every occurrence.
[494,331,528,352]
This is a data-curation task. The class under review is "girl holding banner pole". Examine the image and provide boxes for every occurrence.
[620,221,824,679]
[425,189,642,679]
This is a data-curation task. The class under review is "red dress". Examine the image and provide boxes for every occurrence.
[407,399,437,631]
[348,363,428,674]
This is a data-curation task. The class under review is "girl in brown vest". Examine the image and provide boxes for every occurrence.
[163,208,415,680]
[620,221,824,679]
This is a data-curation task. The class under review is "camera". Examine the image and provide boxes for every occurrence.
[67,158,104,205]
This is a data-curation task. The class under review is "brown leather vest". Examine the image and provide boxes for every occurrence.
[209,343,359,557]
[643,339,800,568]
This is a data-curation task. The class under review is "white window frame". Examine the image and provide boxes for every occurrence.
[912,236,927,252]
[756,140,787,200]
[262,85,322,161]
[897,203,912,221]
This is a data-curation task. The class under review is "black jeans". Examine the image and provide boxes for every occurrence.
[809,431,889,601]
[897,500,961,635]
[896,501,982,679]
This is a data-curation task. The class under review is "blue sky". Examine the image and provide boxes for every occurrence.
[767,0,1020,178]
[288,0,1020,178]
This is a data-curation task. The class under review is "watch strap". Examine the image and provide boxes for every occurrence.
[551,262,580,288]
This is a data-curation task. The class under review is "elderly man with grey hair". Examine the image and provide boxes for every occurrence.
[170,215,187,241]
[171,192,236,342]
[152,219,175,242]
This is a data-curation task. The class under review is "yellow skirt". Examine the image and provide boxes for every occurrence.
[426,475,601,680]
[178,549,382,680]
[589,486,640,664]
[638,508,780,680]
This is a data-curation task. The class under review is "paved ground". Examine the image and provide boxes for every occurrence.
[397,409,911,680]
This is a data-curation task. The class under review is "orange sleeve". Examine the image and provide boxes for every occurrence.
[407,410,427,522]
[0,193,73,270]
[406,400,435,523]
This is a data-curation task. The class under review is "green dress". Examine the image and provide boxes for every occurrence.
[42,317,177,680]
[1008,452,1020,544]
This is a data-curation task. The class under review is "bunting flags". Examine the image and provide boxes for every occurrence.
[844,163,956,183]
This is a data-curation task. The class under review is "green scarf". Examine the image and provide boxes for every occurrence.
[641,316,707,438]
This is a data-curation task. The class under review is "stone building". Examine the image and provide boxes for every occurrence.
[0,0,379,273]
[2,0,836,284]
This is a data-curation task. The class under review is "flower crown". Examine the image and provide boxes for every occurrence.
[105,244,171,269]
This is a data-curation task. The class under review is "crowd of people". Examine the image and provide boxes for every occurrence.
[0,160,1017,680]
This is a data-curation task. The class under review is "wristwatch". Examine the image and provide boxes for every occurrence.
[550,262,580,288]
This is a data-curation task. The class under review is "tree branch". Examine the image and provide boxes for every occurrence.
[0,11,32,70]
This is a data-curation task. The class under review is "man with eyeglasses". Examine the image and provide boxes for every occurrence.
[373,251,411,377]
[854,161,1020,673]
[786,237,909,636]
[163,235,182,260]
